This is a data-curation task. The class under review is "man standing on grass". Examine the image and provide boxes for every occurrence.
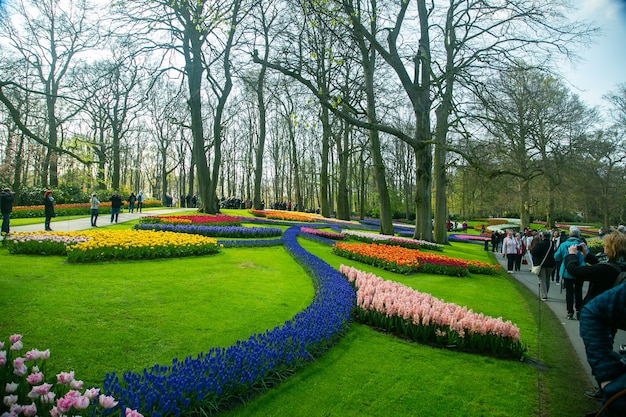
[1,187,14,234]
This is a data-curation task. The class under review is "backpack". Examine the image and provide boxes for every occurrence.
[607,263,626,287]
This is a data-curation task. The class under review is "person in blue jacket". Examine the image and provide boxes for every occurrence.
[580,283,626,417]
[554,226,585,319]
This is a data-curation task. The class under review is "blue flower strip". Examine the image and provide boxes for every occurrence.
[103,225,355,416]
[134,223,282,238]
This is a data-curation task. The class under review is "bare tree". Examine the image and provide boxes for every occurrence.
[0,0,99,187]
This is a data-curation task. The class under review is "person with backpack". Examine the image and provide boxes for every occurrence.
[580,282,626,416]
[565,230,626,309]
[565,230,626,401]
[554,226,586,320]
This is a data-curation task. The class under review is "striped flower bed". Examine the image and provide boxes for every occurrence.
[300,227,346,240]
[342,230,443,251]
[134,223,282,238]
[138,215,241,226]
[333,242,499,276]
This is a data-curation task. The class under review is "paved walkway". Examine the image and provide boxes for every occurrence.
[9,207,197,233]
[492,251,626,388]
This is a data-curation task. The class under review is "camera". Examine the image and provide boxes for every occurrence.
[576,244,584,251]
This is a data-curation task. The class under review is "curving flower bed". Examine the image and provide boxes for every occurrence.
[300,227,346,241]
[333,242,499,276]
[134,223,282,239]
[342,230,444,251]
[340,265,525,358]
[102,225,354,416]
[5,230,220,263]
[138,215,241,227]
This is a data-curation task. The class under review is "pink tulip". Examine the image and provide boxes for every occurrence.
[70,379,83,390]
[9,334,22,344]
[3,394,18,406]
[74,395,90,409]
[125,408,145,417]
[56,396,75,413]
[0,341,4,349]
[10,340,23,351]
[98,395,118,409]
[0,350,6,366]
[56,371,74,385]
[41,391,57,404]
[22,403,37,417]
[84,387,100,399]
[26,372,45,385]
[5,382,19,393]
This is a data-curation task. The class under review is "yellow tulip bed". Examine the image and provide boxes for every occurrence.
[5,230,220,263]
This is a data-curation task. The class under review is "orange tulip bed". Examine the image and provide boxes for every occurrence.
[333,242,499,276]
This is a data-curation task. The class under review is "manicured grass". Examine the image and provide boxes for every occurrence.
[0,246,313,387]
[0,219,598,416]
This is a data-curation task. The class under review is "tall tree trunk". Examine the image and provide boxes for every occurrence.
[412,0,433,241]
[336,121,350,220]
[320,106,331,217]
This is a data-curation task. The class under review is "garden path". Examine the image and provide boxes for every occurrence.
[9,207,197,233]
[494,253,626,389]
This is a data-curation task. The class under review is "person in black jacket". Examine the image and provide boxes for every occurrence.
[109,191,123,223]
[43,189,55,231]
[1,187,14,234]
[530,231,556,300]
[580,283,626,417]
[565,231,626,308]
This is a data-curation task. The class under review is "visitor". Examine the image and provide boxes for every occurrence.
[1,187,14,234]
[110,190,123,223]
[514,233,525,271]
[554,226,585,320]
[551,230,562,283]
[128,192,136,213]
[566,230,626,400]
[530,231,555,300]
[580,283,626,417]
[43,189,55,231]
[137,191,143,213]
[90,193,100,227]
[501,230,518,273]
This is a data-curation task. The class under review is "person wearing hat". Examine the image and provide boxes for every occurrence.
[1,187,14,234]
[43,189,56,231]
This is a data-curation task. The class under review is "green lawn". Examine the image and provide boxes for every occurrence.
[0,218,598,416]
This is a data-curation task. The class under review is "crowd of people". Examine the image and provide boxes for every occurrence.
[492,224,626,415]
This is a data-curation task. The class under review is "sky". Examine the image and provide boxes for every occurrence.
[562,0,626,112]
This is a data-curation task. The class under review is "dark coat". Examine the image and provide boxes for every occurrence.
[43,196,55,217]
[580,284,626,416]
[565,253,625,306]
[530,239,556,268]
[110,194,123,209]
[1,190,13,214]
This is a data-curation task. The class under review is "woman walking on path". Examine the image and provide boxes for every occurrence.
[90,193,100,227]
[501,230,518,273]
[43,189,55,231]
[531,231,556,300]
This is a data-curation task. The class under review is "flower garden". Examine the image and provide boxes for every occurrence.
[1,212,525,416]
[332,242,499,276]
